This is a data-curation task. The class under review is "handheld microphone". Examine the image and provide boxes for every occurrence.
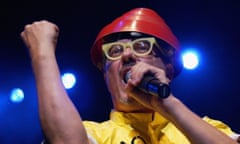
[124,71,171,98]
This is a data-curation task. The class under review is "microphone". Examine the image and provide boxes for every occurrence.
[124,71,171,98]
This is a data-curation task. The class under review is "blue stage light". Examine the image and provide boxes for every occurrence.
[10,88,24,103]
[182,50,199,70]
[61,72,76,89]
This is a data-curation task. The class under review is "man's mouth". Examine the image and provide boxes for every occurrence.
[120,61,136,84]
[120,68,131,84]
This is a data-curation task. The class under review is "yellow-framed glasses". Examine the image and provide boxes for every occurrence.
[102,37,159,61]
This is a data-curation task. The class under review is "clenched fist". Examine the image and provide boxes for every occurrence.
[21,20,59,60]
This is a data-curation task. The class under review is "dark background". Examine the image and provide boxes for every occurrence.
[0,0,239,143]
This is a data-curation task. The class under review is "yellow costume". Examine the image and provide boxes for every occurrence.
[83,111,236,144]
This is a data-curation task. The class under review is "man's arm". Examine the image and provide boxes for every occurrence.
[126,62,238,144]
[157,95,238,144]
[21,20,89,144]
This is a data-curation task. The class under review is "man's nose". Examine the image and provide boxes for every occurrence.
[121,46,136,62]
[122,46,133,56]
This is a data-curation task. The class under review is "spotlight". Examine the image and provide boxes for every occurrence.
[61,72,76,89]
[182,50,199,70]
[10,88,24,103]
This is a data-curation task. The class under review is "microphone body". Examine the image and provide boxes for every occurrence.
[125,72,171,98]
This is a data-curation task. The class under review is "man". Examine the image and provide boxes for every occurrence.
[21,7,239,144]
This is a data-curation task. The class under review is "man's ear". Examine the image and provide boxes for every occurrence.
[166,64,174,80]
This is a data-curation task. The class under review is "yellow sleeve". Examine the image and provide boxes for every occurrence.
[203,116,238,137]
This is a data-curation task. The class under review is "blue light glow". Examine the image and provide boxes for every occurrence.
[61,73,76,89]
[10,88,24,103]
[182,50,199,70]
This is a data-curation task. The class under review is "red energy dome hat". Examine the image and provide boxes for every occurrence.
[90,7,182,77]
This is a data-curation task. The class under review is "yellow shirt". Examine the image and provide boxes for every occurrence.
[83,111,235,144]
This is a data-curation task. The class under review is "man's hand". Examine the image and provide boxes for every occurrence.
[21,20,59,60]
[125,62,172,112]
